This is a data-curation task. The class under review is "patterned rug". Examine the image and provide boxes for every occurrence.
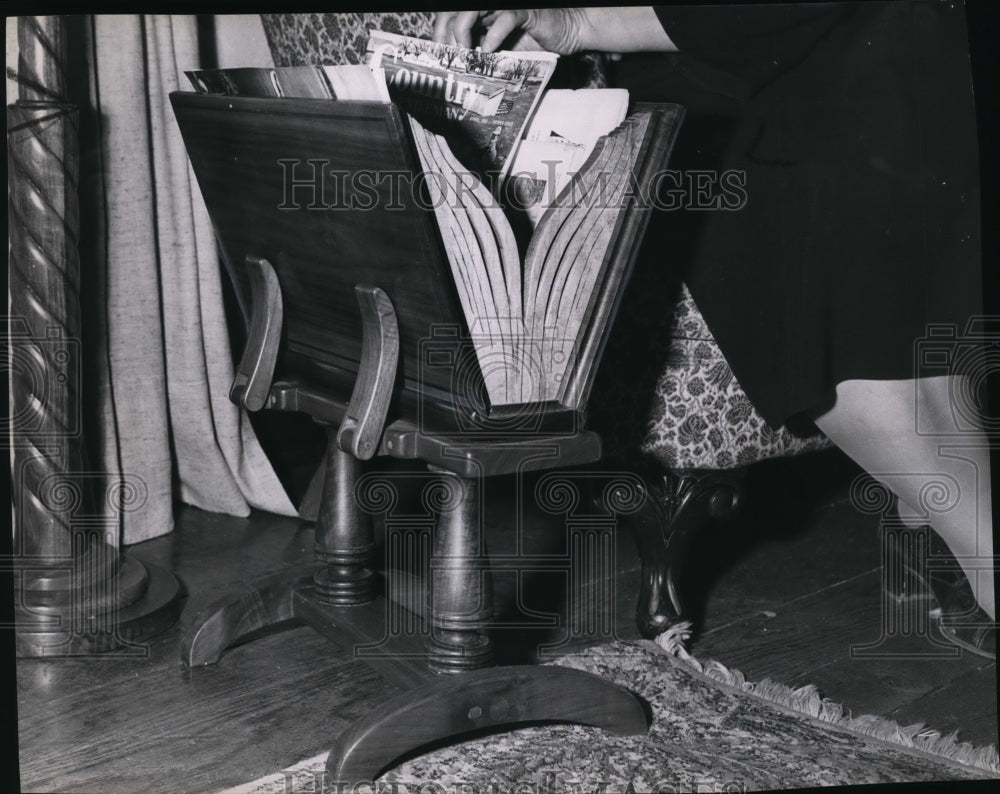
[221,626,998,793]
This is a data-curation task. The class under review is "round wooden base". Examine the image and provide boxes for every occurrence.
[15,555,184,657]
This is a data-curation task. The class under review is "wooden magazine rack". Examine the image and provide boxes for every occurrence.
[171,92,684,782]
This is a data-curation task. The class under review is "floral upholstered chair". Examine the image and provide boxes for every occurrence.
[621,283,833,637]
[641,285,831,471]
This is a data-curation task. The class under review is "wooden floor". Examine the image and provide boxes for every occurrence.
[14,447,998,793]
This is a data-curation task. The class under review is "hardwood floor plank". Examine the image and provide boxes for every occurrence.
[690,486,998,749]
[887,663,998,746]
[16,454,998,791]
[19,626,398,793]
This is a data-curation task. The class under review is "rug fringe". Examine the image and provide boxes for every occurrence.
[654,621,1000,775]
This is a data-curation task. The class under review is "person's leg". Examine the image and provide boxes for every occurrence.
[812,376,994,620]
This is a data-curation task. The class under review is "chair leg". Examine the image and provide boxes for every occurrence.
[630,468,744,637]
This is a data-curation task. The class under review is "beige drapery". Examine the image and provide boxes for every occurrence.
[78,14,294,543]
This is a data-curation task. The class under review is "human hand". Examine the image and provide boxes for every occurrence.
[432,9,590,54]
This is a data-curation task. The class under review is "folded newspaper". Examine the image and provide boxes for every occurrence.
[364,29,558,180]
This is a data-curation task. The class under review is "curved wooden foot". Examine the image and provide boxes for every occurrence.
[630,468,744,637]
[182,568,314,666]
[326,664,648,783]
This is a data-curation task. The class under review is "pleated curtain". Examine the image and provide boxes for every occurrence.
[78,14,294,543]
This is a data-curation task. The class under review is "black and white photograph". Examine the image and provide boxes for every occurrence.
[6,2,999,792]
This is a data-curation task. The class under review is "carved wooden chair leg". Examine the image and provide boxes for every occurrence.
[630,468,744,637]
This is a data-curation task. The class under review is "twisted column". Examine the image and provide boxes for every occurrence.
[17,16,68,101]
[9,15,181,655]
[9,81,82,563]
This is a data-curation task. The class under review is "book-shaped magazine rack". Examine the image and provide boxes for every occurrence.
[171,91,683,783]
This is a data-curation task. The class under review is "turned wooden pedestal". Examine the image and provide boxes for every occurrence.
[182,413,647,781]
[179,273,644,781]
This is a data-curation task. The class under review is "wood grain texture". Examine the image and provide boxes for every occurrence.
[181,567,304,666]
[17,508,377,794]
[230,256,284,411]
[688,472,997,749]
[336,285,399,460]
[425,473,495,674]
[311,428,378,605]
[16,457,998,792]
[291,581,433,690]
[11,18,182,657]
[173,93,682,423]
[326,665,648,783]
[9,100,83,564]
[17,16,68,102]
[408,118,501,401]
[170,94,468,406]
[380,422,602,478]
[561,103,685,408]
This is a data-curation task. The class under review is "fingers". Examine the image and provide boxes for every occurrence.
[431,9,533,52]
[431,11,482,48]
[479,9,530,53]
[431,12,453,43]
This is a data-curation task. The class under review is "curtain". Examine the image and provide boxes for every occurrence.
[79,14,294,544]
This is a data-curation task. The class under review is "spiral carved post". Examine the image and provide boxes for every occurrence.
[9,15,181,656]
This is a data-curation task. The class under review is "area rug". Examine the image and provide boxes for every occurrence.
[221,625,999,793]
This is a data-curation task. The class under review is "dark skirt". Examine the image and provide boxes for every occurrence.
[624,1,983,428]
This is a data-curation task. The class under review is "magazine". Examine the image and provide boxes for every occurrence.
[364,29,558,179]
[508,88,630,224]
[185,65,389,102]
[177,43,683,409]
